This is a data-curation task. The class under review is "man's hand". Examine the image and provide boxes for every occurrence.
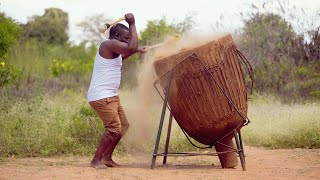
[125,13,135,25]
[137,46,148,54]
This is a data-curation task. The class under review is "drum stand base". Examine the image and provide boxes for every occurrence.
[150,69,246,171]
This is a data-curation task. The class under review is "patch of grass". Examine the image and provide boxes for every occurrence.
[242,94,320,148]
[1,87,319,158]
[0,85,104,157]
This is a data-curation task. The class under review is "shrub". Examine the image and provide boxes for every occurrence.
[0,13,20,58]
[0,61,21,87]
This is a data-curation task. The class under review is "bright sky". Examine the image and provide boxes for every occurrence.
[0,0,319,44]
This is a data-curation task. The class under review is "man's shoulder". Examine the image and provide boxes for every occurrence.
[99,39,121,58]
[100,39,120,47]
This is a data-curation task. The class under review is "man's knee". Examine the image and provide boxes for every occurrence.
[105,122,122,140]
[121,122,129,136]
[105,130,122,141]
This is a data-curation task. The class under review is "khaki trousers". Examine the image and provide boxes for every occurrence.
[89,96,129,141]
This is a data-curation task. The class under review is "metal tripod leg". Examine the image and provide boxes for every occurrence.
[151,70,173,169]
[163,113,173,164]
[238,131,245,163]
[233,129,246,171]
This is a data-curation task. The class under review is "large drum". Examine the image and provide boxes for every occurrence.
[153,34,248,168]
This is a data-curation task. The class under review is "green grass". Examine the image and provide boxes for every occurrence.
[1,85,319,158]
[0,83,103,157]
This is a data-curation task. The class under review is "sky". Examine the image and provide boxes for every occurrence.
[0,0,319,44]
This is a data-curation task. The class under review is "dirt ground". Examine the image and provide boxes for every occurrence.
[0,146,319,180]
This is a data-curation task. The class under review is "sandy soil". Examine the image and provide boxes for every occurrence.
[0,146,319,180]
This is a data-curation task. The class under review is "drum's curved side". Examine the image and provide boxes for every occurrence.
[153,34,248,168]
[155,36,247,145]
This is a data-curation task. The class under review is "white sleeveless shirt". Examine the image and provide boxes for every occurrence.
[87,40,122,102]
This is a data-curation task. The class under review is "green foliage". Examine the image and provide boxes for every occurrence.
[49,59,75,76]
[139,17,179,46]
[49,59,93,78]
[2,6,320,159]
[139,15,193,45]
[7,40,97,84]
[0,13,20,58]
[1,88,319,158]
[284,77,320,101]
[47,42,96,81]
[0,62,21,87]
[21,8,69,45]
[310,90,320,100]
[237,11,320,101]
[0,86,104,157]
[239,13,296,67]
[0,13,21,87]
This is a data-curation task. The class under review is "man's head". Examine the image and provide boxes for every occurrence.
[109,23,129,43]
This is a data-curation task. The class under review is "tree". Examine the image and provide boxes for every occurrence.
[174,14,195,34]
[77,14,111,43]
[239,13,296,67]
[0,12,21,87]
[21,8,69,44]
[292,28,320,64]
[0,13,20,58]
[237,13,297,92]
[139,17,177,46]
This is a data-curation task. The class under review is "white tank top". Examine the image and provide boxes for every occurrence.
[87,41,122,102]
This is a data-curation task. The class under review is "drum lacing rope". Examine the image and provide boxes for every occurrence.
[237,49,254,95]
[181,129,213,149]
[178,51,251,149]
[190,53,251,126]
[154,80,213,149]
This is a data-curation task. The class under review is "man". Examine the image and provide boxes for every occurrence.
[87,13,146,169]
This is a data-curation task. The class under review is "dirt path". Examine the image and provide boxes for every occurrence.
[0,146,319,180]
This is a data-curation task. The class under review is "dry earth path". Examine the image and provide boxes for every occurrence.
[0,147,319,180]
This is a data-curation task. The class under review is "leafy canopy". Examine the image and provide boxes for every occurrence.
[21,8,69,45]
[0,13,20,58]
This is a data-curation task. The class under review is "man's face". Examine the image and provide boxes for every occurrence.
[116,29,130,43]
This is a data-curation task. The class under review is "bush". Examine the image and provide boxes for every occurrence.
[0,61,21,87]
[237,10,320,101]
[6,40,97,85]
[0,13,20,58]
[0,86,105,157]
[49,59,93,78]
[0,13,21,87]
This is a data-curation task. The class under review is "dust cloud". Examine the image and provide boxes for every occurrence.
[121,32,227,151]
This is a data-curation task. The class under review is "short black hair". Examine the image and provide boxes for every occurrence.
[109,23,129,37]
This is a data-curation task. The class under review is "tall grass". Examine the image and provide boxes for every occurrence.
[1,85,319,158]
[7,40,96,84]
[243,94,320,148]
[0,83,102,157]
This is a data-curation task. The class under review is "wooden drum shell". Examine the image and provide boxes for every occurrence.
[153,34,248,146]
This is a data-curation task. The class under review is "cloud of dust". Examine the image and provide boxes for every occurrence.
[122,32,228,151]
[136,31,228,103]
